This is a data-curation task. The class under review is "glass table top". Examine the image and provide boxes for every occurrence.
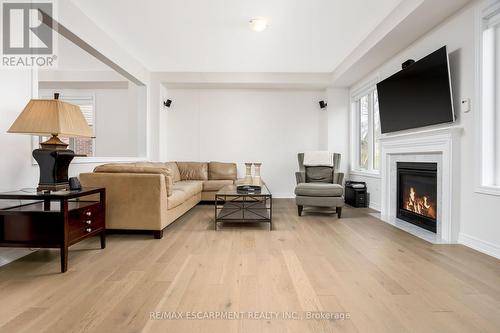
[216,184,271,196]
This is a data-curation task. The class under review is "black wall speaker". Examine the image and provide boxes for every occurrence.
[319,100,327,109]
[402,59,415,69]
[164,99,172,108]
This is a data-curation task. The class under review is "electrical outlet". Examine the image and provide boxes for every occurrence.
[461,98,471,113]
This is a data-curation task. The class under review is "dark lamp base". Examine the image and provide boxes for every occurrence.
[37,183,70,192]
[32,148,75,192]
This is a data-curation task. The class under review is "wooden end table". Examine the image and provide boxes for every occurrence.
[0,187,106,272]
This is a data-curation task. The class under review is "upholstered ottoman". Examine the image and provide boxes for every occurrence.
[295,183,345,217]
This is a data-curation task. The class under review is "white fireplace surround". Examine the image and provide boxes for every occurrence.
[379,126,463,243]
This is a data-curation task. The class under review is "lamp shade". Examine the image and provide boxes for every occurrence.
[8,99,93,138]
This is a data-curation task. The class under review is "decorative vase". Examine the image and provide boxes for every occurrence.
[253,163,262,186]
[245,163,253,177]
[244,163,253,184]
[253,163,262,177]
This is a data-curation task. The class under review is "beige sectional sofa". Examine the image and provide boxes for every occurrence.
[80,161,237,238]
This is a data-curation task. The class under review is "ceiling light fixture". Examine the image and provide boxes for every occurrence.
[249,17,268,32]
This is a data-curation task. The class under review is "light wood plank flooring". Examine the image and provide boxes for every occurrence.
[0,199,499,333]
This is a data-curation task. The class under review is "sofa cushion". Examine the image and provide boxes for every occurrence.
[295,183,343,197]
[94,163,173,196]
[164,162,181,182]
[134,162,168,169]
[202,179,234,192]
[209,162,237,180]
[167,190,187,209]
[94,163,170,178]
[95,162,170,174]
[177,162,208,180]
[168,180,203,209]
[305,166,334,183]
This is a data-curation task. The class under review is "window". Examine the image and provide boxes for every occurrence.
[373,92,381,170]
[477,1,500,193]
[359,95,369,169]
[352,88,381,173]
[39,95,96,157]
[71,100,95,156]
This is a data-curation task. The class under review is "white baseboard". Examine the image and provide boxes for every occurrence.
[272,193,295,199]
[369,202,381,211]
[458,233,500,260]
[273,194,382,208]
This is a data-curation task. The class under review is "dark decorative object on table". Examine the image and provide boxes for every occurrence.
[7,93,93,191]
[345,181,368,208]
[32,149,75,191]
[69,177,82,191]
[236,185,261,194]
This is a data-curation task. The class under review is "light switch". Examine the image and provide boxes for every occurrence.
[461,98,471,113]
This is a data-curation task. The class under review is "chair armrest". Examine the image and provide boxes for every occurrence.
[295,171,306,184]
[334,172,344,185]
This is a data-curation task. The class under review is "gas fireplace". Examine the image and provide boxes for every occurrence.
[397,162,437,233]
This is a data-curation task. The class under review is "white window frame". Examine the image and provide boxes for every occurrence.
[350,79,381,177]
[475,0,500,196]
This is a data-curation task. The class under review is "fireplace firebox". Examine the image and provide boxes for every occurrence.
[397,162,437,233]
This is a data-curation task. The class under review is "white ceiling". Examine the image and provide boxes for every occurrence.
[71,0,403,72]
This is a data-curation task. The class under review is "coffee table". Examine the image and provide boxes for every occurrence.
[214,184,272,230]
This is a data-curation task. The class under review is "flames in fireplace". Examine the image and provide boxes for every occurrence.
[404,187,436,220]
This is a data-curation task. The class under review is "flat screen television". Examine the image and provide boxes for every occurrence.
[376,46,455,134]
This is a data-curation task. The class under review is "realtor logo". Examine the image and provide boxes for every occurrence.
[2,1,56,67]
[2,2,52,54]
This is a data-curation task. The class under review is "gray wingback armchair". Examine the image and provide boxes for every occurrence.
[294,153,345,217]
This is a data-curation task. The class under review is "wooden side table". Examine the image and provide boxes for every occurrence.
[0,187,106,272]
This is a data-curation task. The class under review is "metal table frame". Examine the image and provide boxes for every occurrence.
[214,188,272,231]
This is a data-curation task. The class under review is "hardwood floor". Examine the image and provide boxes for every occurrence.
[0,199,499,333]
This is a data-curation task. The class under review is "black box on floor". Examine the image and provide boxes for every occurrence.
[345,181,368,208]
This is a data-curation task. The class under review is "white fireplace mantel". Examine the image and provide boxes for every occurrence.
[379,126,463,243]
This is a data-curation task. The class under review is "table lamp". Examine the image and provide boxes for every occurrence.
[8,93,93,191]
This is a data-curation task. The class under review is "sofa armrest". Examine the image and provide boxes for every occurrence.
[295,171,306,184]
[80,172,169,231]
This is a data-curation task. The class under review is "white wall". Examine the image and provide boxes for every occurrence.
[57,0,150,85]
[0,71,112,192]
[326,88,350,174]
[37,33,128,83]
[0,70,39,192]
[163,88,327,197]
[39,86,145,157]
[0,0,150,193]
[56,0,154,159]
[349,3,500,258]
[349,173,382,211]
[55,33,111,72]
